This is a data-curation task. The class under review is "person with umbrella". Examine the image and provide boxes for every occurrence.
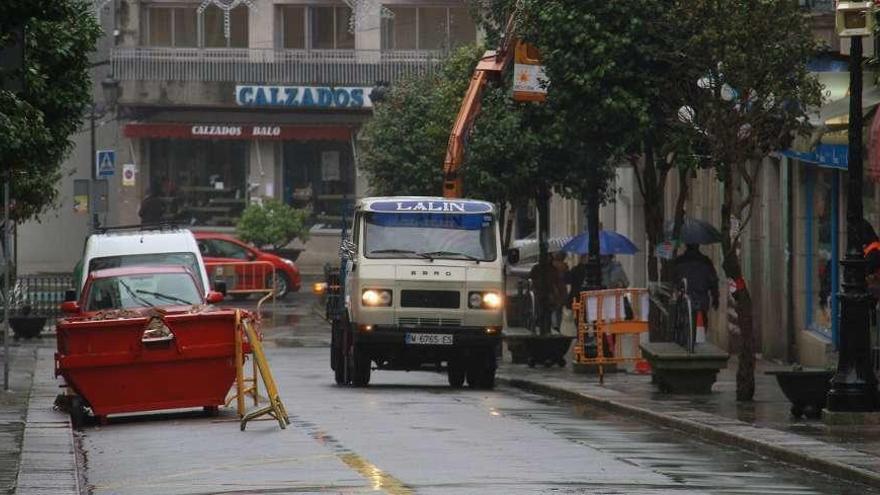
[670,243,720,341]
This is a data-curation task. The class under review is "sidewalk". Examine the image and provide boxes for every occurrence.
[0,334,79,495]
[497,330,880,490]
[0,342,36,495]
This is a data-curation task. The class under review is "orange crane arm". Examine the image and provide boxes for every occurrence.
[442,14,518,199]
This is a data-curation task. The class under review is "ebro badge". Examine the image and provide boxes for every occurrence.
[369,201,493,214]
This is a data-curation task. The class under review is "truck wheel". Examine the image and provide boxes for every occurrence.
[448,365,466,388]
[351,346,371,387]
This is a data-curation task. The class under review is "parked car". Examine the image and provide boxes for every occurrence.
[62,265,224,316]
[193,232,301,299]
[76,226,212,298]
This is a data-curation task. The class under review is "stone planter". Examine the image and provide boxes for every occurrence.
[640,341,729,394]
[504,334,572,367]
[9,315,46,339]
[765,369,833,419]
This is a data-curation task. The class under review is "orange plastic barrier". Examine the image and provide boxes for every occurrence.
[572,288,650,384]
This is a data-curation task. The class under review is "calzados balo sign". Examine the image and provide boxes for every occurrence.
[235,85,373,109]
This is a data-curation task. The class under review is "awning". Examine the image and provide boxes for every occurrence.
[123,123,354,141]
[783,70,880,170]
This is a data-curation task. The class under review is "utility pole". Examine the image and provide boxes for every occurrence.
[826,31,879,412]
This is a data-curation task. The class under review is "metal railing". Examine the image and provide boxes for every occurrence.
[111,47,443,85]
[4,274,75,318]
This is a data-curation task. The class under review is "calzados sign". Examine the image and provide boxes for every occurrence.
[190,125,282,138]
[235,85,373,109]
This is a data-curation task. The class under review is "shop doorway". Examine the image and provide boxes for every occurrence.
[282,141,355,230]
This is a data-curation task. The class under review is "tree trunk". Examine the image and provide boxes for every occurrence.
[720,166,756,402]
[638,139,670,341]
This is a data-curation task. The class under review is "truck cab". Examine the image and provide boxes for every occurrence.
[331,196,504,388]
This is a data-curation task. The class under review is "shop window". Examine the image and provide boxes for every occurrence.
[381,6,476,50]
[311,6,354,49]
[282,142,355,230]
[280,6,306,49]
[144,7,198,47]
[204,5,249,48]
[147,140,248,227]
[805,168,836,336]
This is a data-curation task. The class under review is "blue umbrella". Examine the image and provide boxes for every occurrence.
[560,230,639,255]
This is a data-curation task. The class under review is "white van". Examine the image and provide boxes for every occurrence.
[76,227,211,296]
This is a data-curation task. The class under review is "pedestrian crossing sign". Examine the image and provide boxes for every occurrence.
[96,150,115,177]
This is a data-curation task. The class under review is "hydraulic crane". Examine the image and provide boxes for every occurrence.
[442,4,543,198]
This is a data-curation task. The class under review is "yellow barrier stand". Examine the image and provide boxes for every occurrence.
[236,310,290,431]
[573,288,650,385]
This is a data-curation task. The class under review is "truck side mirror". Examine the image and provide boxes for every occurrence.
[507,248,520,265]
[64,289,77,302]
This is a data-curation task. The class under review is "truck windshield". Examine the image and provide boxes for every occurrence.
[364,212,497,261]
[88,253,203,293]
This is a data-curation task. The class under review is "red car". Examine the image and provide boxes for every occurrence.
[62,265,224,316]
[193,232,301,299]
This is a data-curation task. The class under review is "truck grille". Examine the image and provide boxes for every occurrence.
[397,316,462,327]
[400,290,460,309]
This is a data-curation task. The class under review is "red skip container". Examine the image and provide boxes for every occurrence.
[55,309,238,422]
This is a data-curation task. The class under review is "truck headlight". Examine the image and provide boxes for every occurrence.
[469,291,502,309]
[362,289,392,307]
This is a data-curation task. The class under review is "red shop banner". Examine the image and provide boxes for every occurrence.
[124,123,353,141]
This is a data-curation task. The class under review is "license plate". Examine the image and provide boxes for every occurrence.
[405,333,453,345]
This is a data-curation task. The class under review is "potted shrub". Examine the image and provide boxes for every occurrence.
[236,199,310,259]
[6,281,46,339]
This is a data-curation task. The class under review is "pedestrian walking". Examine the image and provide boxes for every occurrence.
[138,183,165,225]
[529,253,565,335]
[567,255,588,308]
[671,244,720,340]
[551,251,569,333]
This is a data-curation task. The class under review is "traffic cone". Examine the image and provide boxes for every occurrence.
[695,311,707,344]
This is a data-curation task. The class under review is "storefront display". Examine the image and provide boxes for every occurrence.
[147,139,248,227]
[283,141,355,229]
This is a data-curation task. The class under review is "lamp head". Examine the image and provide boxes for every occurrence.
[836,2,875,37]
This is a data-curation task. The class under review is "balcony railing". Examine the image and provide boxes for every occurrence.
[111,47,443,86]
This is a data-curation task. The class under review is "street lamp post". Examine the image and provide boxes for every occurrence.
[826,6,879,412]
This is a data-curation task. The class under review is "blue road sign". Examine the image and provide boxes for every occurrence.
[96,150,115,177]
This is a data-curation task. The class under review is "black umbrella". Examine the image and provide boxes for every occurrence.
[664,217,722,245]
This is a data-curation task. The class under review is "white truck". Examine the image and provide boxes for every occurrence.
[328,196,509,388]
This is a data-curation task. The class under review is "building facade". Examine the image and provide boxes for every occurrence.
[18,0,479,274]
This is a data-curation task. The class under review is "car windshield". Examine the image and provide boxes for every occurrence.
[85,272,201,311]
[364,212,497,261]
[89,253,203,293]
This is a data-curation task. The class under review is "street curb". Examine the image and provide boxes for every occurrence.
[498,376,880,490]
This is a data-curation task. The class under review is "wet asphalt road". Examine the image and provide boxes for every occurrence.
[77,293,877,495]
